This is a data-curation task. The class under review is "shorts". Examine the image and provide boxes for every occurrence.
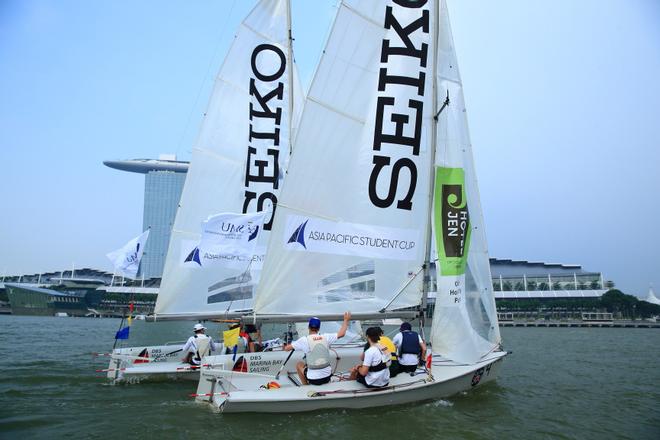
[356,373,388,389]
[304,367,331,385]
[398,363,418,374]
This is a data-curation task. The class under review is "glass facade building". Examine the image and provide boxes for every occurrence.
[141,171,186,278]
[104,157,188,279]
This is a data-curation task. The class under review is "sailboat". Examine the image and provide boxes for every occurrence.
[644,285,660,306]
[105,0,354,382]
[195,0,506,412]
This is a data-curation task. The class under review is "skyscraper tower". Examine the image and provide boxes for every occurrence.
[104,154,189,279]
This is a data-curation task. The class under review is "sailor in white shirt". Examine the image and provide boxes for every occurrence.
[392,321,427,374]
[349,327,390,388]
[181,323,218,365]
[284,311,351,385]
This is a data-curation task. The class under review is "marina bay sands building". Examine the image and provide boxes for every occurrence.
[104,155,188,279]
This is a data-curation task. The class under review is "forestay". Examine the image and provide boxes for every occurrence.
[430,0,500,363]
[155,0,303,318]
[255,0,435,317]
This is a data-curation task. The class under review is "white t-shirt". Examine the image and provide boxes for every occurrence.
[392,332,423,366]
[362,345,390,387]
[182,334,215,356]
[291,333,338,380]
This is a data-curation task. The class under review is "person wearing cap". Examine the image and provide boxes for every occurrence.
[181,323,218,365]
[284,311,351,385]
[392,322,426,374]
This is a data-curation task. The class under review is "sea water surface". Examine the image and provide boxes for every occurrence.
[0,315,658,439]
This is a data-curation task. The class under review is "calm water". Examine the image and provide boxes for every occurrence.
[0,315,658,439]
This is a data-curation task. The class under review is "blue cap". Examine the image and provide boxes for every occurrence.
[400,322,412,331]
[308,317,321,329]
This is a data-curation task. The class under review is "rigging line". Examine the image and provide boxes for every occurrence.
[275,202,341,222]
[175,0,238,157]
[433,90,450,121]
[379,258,439,313]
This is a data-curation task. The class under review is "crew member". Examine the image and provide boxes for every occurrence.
[284,311,351,385]
[243,323,262,352]
[181,323,218,365]
[360,327,399,377]
[350,327,390,388]
[392,322,426,374]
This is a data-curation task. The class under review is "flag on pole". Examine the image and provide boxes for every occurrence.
[115,326,130,340]
[106,230,150,279]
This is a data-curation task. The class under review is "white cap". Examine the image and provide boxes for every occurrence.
[193,323,206,332]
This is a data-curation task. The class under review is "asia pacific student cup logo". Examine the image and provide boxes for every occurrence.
[287,220,309,249]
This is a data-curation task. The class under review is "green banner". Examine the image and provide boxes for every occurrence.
[434,167,471,276]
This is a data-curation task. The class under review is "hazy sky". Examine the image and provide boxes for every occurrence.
[1,0,658,297]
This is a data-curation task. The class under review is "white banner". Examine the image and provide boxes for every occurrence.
[283,215,420,261]
[106,229,150,279]
[181,212,266,270]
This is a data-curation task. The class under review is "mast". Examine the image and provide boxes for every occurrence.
[420,0,441,332]
[286,0,294,156]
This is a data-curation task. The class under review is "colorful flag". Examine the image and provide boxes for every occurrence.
[223,326,240,350]
[115,326,130,340]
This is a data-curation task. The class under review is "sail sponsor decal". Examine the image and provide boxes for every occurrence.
[284,215,419,261]
[434,167,471,306]
[368,0,431,211]
[243,43,288,231]
[180,212,266,270]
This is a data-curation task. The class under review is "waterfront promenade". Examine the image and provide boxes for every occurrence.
[500,320,660,328]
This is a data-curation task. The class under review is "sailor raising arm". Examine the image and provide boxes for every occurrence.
[284,311,351,385]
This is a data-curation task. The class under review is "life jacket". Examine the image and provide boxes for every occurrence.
[305,334,331,370]
[379,336,398,361]
[368,343,391,372]
[193,334,212,364]
[398,331,421,356]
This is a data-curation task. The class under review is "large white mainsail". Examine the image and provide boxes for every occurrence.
[155,0,303,319]
[254,0,435,318]
[430,0,501,363]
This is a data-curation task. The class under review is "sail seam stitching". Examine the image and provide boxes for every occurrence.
[342,3,382,28]
[306,96,365,125]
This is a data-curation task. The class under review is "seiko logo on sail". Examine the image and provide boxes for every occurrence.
[369,0,430,211]
[243,43,286,230]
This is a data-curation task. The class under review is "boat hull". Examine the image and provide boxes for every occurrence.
[206,351,507,413]
[109,343,365,383]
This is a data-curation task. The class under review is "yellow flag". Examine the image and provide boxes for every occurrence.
[223,327,240,348]
[127,316,133,327]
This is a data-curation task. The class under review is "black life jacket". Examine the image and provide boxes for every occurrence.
[368,361,388,372]
[398,331,421,356]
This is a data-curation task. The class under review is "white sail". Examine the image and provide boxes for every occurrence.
[430,0,501,363]
[254,0,436,317]
[155,0,303,319]
[644,286,660,305]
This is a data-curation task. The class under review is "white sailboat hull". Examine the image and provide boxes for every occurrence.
[199,351,507,413]
[108,343,365,383]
